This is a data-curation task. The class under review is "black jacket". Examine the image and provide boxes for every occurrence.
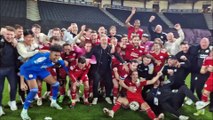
[87,44,124,72]
[148,22,167,44]
[0,36,18,68]
[189,45,211,73]
[162,60,190,89]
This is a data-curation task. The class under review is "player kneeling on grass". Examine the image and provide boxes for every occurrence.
[69,56,91,108]
[194,49,213,115]
[103,71,164,120]
[20,45,68,120]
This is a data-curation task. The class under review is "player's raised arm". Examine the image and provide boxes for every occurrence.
[146,72,162,85]
[125,7,136,28]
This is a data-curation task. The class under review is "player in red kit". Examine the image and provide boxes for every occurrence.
[112,60,138,103]
[149,42,169,75]
[103,71,164,120]
[58,43,80,103]
[124,35,146,62]
[125,7,143,40]
[195,49,213,112]
[69,56,91,108]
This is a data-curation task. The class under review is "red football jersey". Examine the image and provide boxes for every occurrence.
[40,43,50,50]
[69,63,91,82]
[149,50,169,73]
[125,79,147,99]
[124,44,145,61]
[117,64,130,80]
[202,56,213,77]
[61,51,78,67]
[127,25,143,40]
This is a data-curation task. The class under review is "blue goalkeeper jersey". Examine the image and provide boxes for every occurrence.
[20,52,66,72]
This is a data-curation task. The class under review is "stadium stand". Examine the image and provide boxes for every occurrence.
[106,8,169,29]
[0,0,211,43]
[163,13,208,29]
[38,1,127,33]
[0,0,27,28]
[0,0,26,18]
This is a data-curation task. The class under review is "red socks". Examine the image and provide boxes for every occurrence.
[84,89,89,99]
[112,101,121,113]
[59,86,65,95]
[146,108,156,120]
[202,94,208,102]
[38,85,42,98]
[113,87,119,97]
[71,90,76,100]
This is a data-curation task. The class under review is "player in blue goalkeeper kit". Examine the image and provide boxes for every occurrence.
[20,44,68,120]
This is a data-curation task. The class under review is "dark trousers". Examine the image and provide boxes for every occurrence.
[93,70,112,98]
[195,74,209,100]
[161,85,198,117]
[190,72,197,93]
[0,67,17,106]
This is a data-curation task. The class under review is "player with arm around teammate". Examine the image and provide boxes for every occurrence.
[103,71,164,120]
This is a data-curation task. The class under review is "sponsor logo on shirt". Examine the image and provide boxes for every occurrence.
[29,74,33,78]
[34,57,47,64]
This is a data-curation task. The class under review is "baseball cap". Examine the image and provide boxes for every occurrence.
[142,33,149,38]
[168,55,177,60]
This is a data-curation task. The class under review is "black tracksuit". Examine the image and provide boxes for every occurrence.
[137,63,154,98]
[189,45,210,99]
[146,84,198,117]
[148,22,167,44]
[162,60,190,90]
[87,44,124,98]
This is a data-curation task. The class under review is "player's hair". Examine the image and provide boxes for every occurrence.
[52,27,61,32]
[142,54,154,63]
[85,28,92,32]
[32,24,41,29]
[153,42,163,48]
[23,29,34,37]
[129,59,138,64]
[5,26,15,32]
[85,40,92,45]
[142,54,153,60]
[111,37,117,41]
[50,44,63,52]
[130,70,138,76]
[131,34,140,39]
[14,24,23,30]
[78,56,86,64]
[91,30,97,34]
[180,41,188,45]
[134,19,140,23]
[109,26,116,31]
[63,43,70,47]
[122,34,128,38]
[49,36,60,43]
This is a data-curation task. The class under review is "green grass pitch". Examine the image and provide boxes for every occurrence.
[0,75,212,120]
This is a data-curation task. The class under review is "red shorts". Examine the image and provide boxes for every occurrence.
[127,96,145,105]
[71,75,89,83]
[59,68,67,79]
[204,78,213,92]
[47,67,56,77]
